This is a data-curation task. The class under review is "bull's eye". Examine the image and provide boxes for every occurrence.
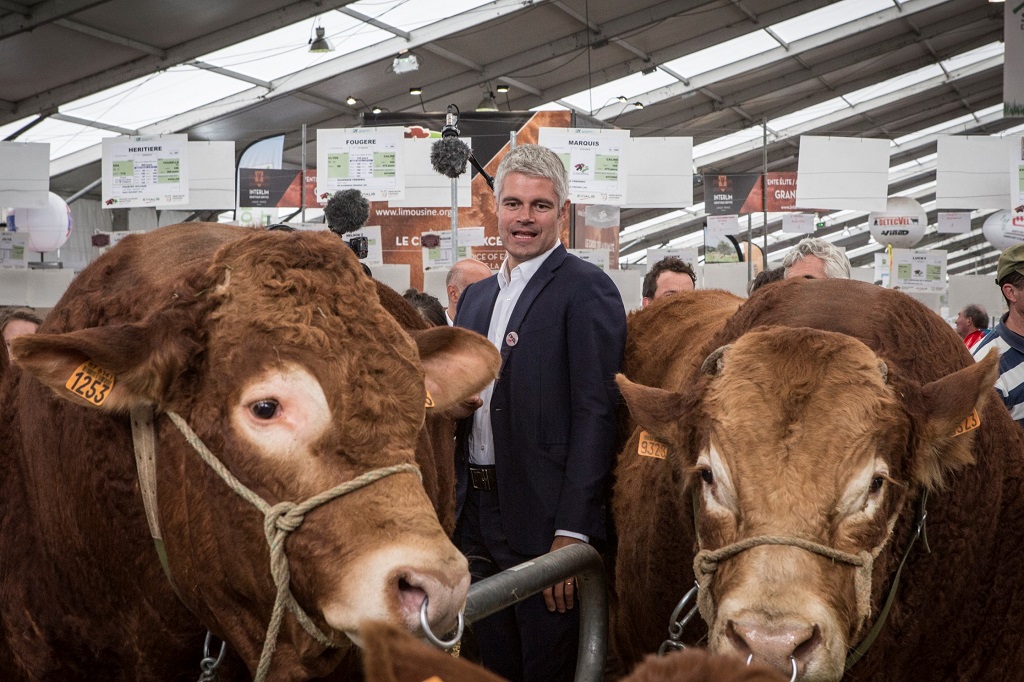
[250,399,280,420]
[869,475,885,494]
[700,468,714,485]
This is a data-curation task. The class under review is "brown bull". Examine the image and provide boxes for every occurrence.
[0,223,499,680]
[614,279,1024,681]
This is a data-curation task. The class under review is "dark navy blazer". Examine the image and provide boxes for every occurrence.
[453,245,627,556]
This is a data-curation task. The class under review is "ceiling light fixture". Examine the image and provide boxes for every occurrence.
[371,106,383,114]
[496,84,510,93]
[476,92,499,112]
[616,95,627,103]
[633,101,645,110]
[409,87,423,96]
[308,27,334,54]
[346,96,358,106]
[392,51,420,74]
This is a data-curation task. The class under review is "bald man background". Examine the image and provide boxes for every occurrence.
[446,258,494,325]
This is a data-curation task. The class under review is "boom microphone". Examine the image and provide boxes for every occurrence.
[324,189,369,235]
[441,103,461,138]
[430,135,472,179]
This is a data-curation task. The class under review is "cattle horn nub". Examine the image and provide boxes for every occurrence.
[701,344,732,376]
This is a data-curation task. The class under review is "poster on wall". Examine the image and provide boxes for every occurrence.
[704,173,802,216]
[421,227,486,270]
[705,215,741,264]
[238,168,320,208]
[0,233,28,269]
[316,127,405,201]
[937,211,972,234]
[539,127,629,205]
[101,134,189,208]
[892,248,946,293]
[573,204,620,269]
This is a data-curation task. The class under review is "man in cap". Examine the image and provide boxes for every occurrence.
[971,243,1024,427]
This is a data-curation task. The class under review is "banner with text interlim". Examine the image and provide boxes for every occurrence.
[702,172,802,215]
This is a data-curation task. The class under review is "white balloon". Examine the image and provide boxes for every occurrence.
[982,210,1024,251]
[868,196,927,248]
[10,192,72,253]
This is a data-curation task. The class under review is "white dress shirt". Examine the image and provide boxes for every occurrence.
[466,242,587,542]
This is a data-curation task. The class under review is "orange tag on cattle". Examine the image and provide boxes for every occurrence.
[952,409,981,437]
[637,430,668,459]
[65,361,115,407]
[424,390,435,408]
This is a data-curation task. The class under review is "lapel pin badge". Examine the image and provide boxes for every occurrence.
[505,331,519,347]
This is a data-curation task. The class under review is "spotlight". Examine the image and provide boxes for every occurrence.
[308,27,334,54]
[475,93,499,112]
[371,106,382,114]
[633,102,645,109]
[496,84,510,93]
[616,95,627,103]
[392,51,420,74]
[346,96,358,106]
[409,87,423,96]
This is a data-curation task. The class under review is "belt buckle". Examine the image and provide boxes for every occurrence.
[471,467,494,491]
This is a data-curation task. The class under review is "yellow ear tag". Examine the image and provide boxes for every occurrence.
[637,430,668,459]
[952,408,981,437]
[424,390,435,409]
[65,361,116,407]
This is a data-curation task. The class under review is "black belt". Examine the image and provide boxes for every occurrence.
[468,464,497,492]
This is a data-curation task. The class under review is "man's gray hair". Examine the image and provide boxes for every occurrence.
[493,144,569,207]
[781,237,851,279]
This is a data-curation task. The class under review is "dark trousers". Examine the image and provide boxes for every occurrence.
[456,486,580,682]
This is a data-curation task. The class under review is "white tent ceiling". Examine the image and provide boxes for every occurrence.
[0,0,1015,274]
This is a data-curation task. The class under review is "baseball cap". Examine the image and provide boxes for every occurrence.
[996,243,1024,283]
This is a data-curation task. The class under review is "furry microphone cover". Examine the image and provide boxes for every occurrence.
[430,136,472,179]
[324,189,369,235]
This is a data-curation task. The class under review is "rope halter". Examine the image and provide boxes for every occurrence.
[691,525,896,635]
[164,411,421,682]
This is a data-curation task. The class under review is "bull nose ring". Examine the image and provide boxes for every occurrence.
[745,654,798,682]
[419,596,464,649]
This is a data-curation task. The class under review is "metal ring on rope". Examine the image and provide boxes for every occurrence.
[419,596,464,649]
[746,654,798,682]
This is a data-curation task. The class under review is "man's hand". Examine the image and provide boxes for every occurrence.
[542,536,584,613]
[443,395,483,419]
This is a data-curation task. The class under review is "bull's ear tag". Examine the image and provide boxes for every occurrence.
[424,390,435,409]
[638,430,668,459]
[952,408,981,437]
[65,361,116,407]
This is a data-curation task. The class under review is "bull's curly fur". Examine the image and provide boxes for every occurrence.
[0,223,481,680]
[612,279,1024,680]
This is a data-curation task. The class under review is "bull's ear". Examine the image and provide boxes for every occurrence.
[412,326,500,411]
[913,349,999,489]
[616,374,686,445]
[11,312,198,413]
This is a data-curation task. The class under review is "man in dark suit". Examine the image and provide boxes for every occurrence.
[453,144,626,681]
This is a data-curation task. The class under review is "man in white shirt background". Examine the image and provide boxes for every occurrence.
[445,258,493,326]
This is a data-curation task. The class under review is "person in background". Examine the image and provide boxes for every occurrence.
[781,237,851,280]
[641,256,696,308]
[747,266,785,295]
[402,289,447,327]
[454,144,626,681]
[1,308,42,361]
[972,244,1024,428]
[956,304,989,351]
[445,258,493,326]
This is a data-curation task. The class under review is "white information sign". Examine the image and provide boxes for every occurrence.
[422,227,485,270]
[782,213,816,234]
[1006,0,1024,117]
[874,253,891,288]
[0,233,28,269]
[705,215,742,264]
[0,142,49,208]
[892,248,947,293]
[101,134,189,208]
[645,247,698,270]
[316,128,404,201]
[539,127,629,205]
[346,225,384,266]
[568,248,609,271]
[937,211,972,234]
